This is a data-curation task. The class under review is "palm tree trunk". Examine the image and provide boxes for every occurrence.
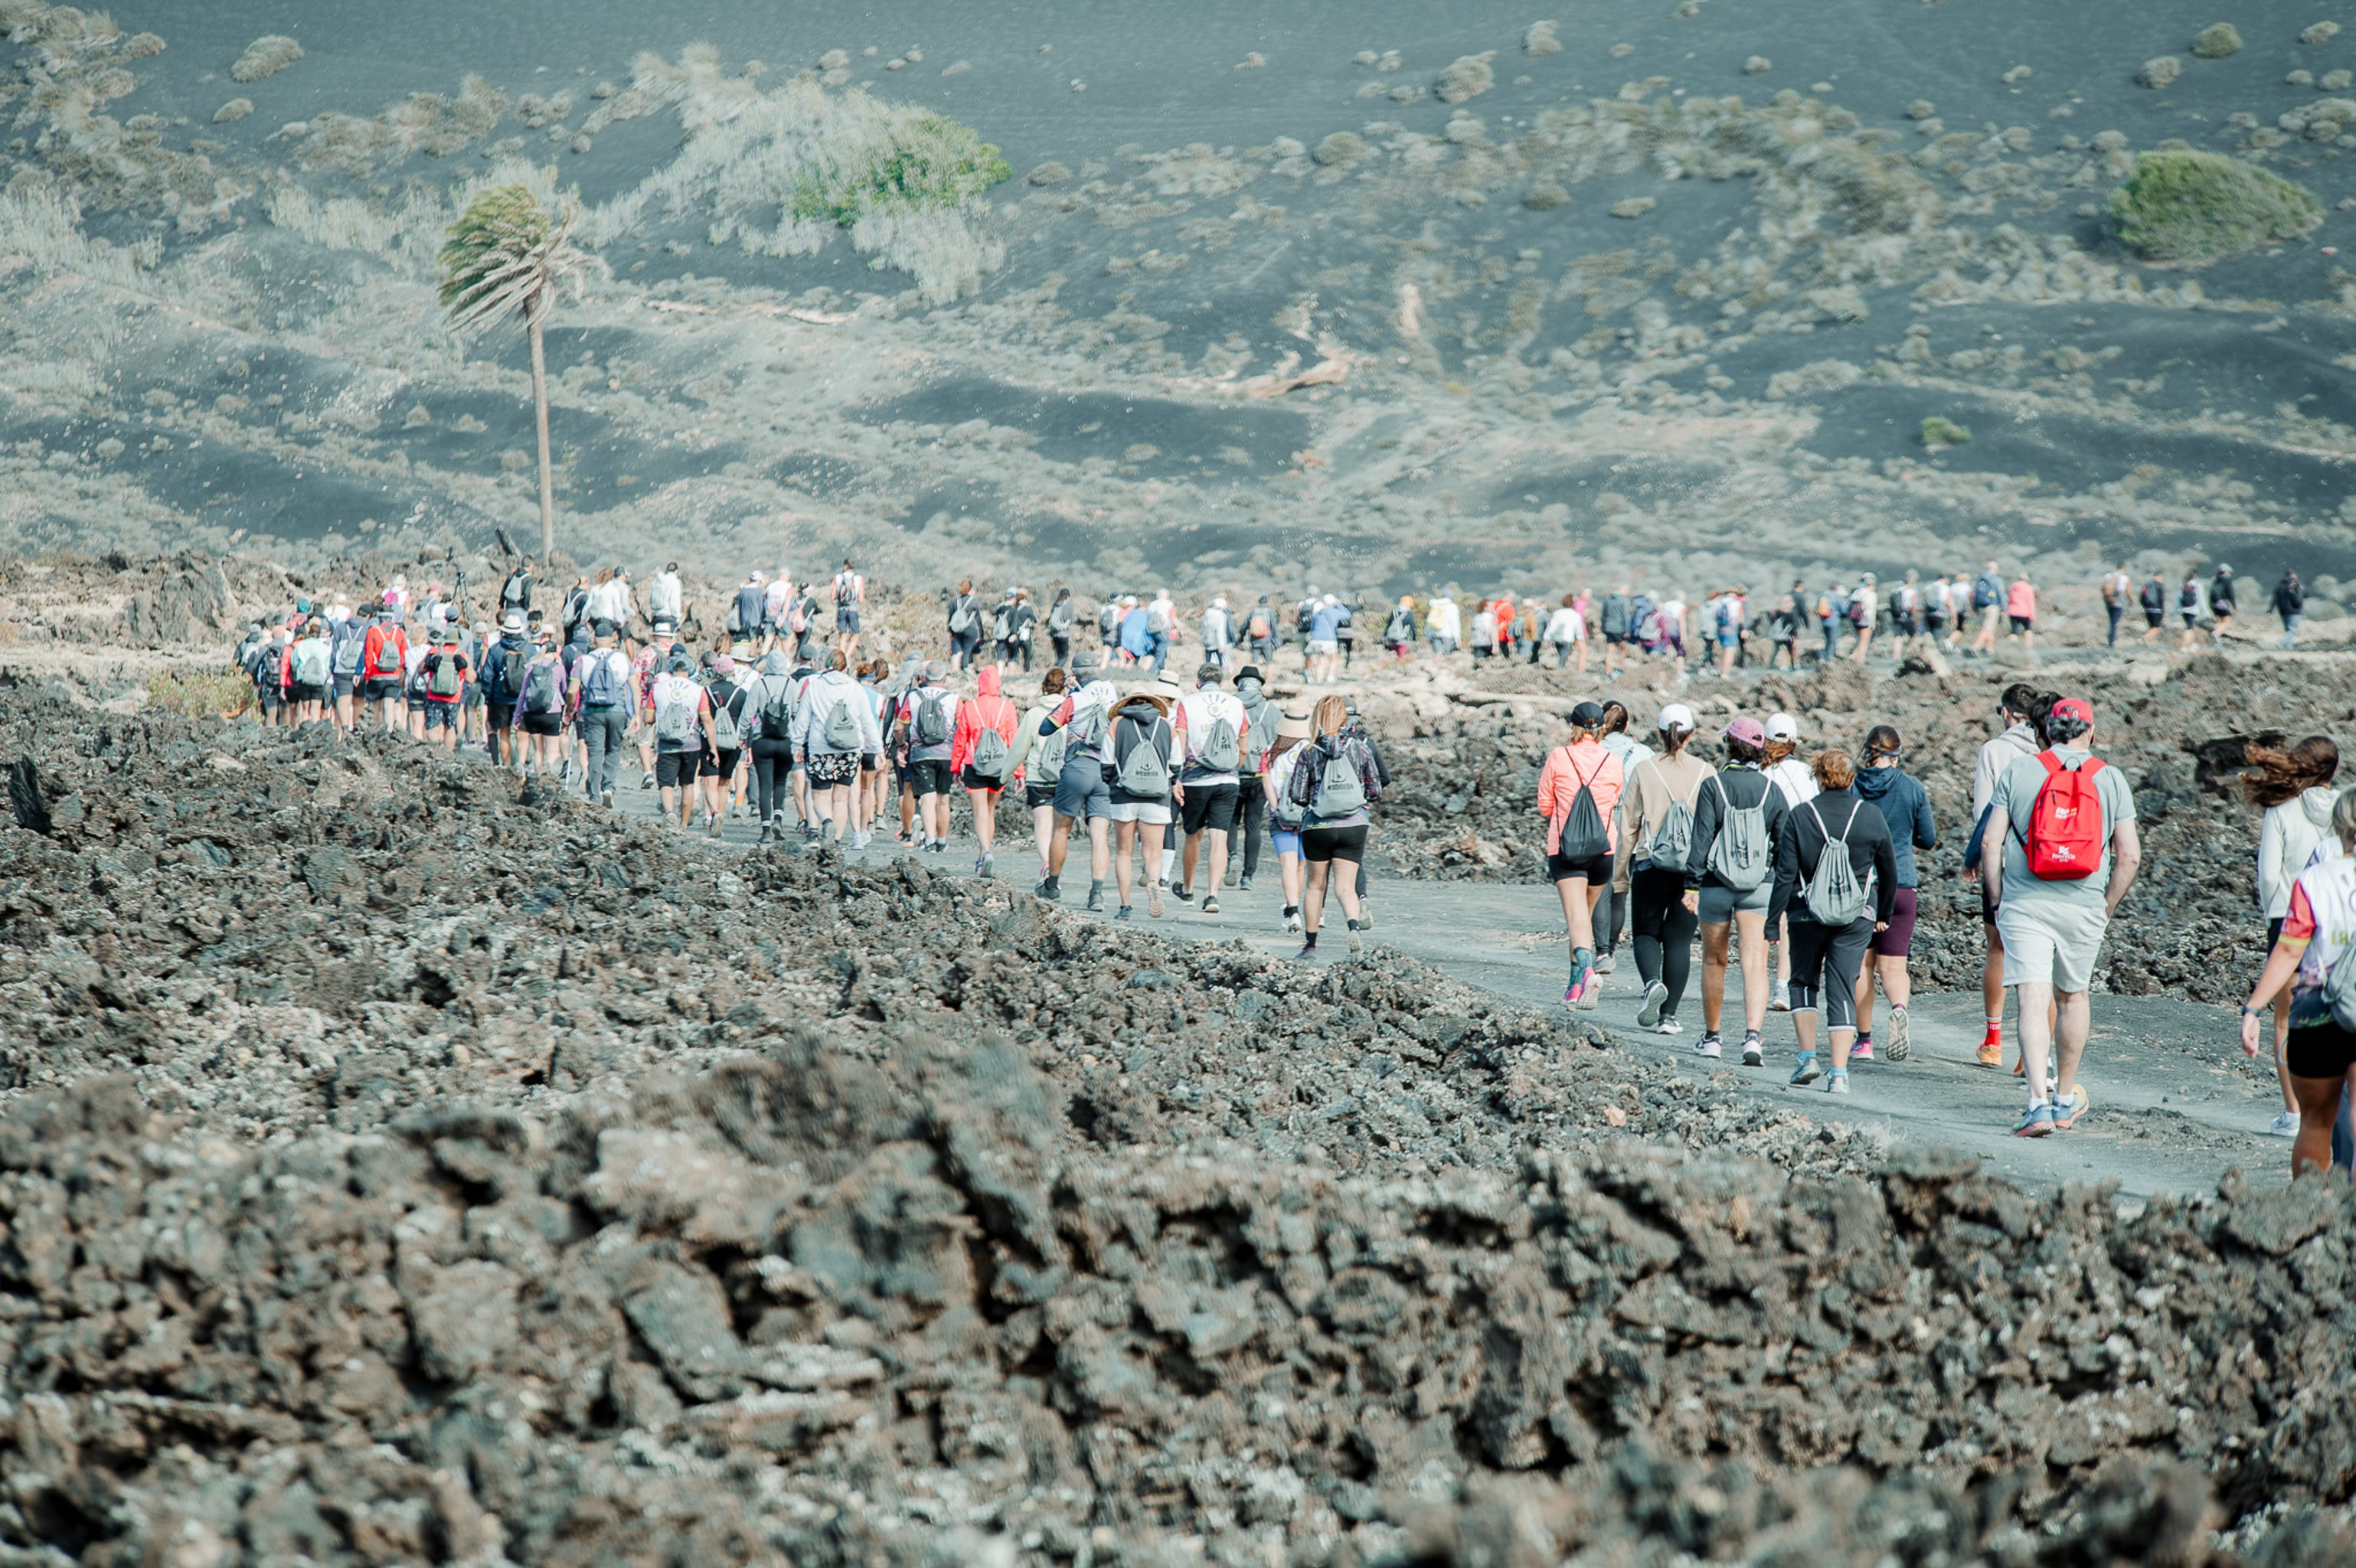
[529,313,554,558]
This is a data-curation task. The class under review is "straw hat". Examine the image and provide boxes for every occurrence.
[1276,712,1313,740]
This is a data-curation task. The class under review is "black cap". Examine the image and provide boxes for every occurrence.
[1570,701,1606,726]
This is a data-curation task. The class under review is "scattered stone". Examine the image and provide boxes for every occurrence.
[1609,195,1656,217]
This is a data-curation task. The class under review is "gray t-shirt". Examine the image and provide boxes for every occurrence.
[1990,747,2136,913]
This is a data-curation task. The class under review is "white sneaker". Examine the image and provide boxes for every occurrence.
[1768,981,1792,1013]
[1655,1018,1683,1036]
[1694,1035,1721,1058]
[1741,1036,1765,1067]
[1594,952,1616,975]
[2269,1109,2299,1138]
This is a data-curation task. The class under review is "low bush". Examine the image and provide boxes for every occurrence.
[2109,149,2322,262]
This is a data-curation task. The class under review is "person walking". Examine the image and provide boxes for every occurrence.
[2274,569,2305,650]
[1600,585,1634,678]
[2246,736,2342,1138]
[1305,596,1345,684]
[1424,593,1461,658]
[2210,564,2237,639]
[2177,571,2206,652]
[1384,597,1418,662]
[1046,587,1077,668]
[1201,594,1236,671]
[513,627,570,782]
[1005,666,1070,887]
[1966,683,2045,1066]
[946,579,984,671]
[1768,583,1802,669]
[1851,725,1938,1064]
[793,649,882,845]
[1264,712,1312,932]
[2099,564,2133,648]
[952,663,1020,877]
[1172,664,1247,914]
[1684,715,1788,1065]
[740,650,800,842]
[1231,665,1277,891]
[1105,684,1177,919]
[1005,588,1037,671]
[1980,696,2141,1136]
[832,559,866,659]
[1616,704,1711,1037]
[2139,571,2168,646]
[894,661,961,853]
[1035,652,1119,906]
[1767,749,1898,1095]
[2237,790,2356,1178]
[1288,694,1382,958]
[573,621,632,807]
[1539,701,1625,1011]
[1246,594,1283,665]
[1594,701,1655,977]
[2005,573,2037,660]
[1761,712,1817,1011]
[1848,575,1878,664]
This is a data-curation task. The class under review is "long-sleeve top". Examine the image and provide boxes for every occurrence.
[1613,750,1714,890]
[1536,738,1623,858]
[1006,697,1062,787]
[2261,788,2339,919]
[792,669,881,756]
[1683,763,1788,890]
[1426,599,1461,641]
[950,691,1019,775]
[1766,786,1899,929]
[1853,763,1939,888]
[1287,730,1383,827]
[1972,723,2041,821]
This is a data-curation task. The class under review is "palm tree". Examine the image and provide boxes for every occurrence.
[438,185,596,558]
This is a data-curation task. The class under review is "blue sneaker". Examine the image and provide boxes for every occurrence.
[1826,1070,1850,1095]
[1789,1051,1821,1086]
[2013,1102,2056,1138]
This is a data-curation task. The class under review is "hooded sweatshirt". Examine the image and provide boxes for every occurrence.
[1236,676,1273,775]
[1106,697,1174,802]
[2261,786,2341,920]
[1854,761,1939,888]
[792,668,881,756]
[951,665,1018,776]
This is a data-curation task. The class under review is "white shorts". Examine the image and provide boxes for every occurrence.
[1107,799,1172,826]
[1306,639,1338,656]
[1995,900,2108,993]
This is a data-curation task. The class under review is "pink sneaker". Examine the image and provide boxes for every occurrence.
[1850,1039,1874,1062]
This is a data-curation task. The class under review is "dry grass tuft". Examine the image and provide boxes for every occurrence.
[230,34,302,83]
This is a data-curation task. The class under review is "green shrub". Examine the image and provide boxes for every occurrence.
[1920,416,1972,447]
[148,669,252,719]
[2190,22,2243,58]
[2109,149,2322,262]
[790,112,1009,226]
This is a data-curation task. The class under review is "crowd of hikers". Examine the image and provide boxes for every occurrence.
[222,552,2351,1169]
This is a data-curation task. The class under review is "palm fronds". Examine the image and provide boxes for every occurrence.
[437,185,593,335]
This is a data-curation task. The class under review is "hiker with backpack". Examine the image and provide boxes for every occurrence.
[1594,701,1655,977]
[1542,596,1583,671]
[2238,789,2356,1178]
[1537,701,1626,1010]
[1979,696,2141,1136]
[287,618,333,728]
[1046,588,1077,668]
[2242,736,2341,1138]
[328,609,368,734]
[2140,572,2168,646]
[1103,684,1180,919]
[418,624,472,751]
[894,661,962,853]
[481,610,534,773]
[1200,595,1235,671]
[740,651,802,843]
[1423,593,1460,658]
[1263,712,1313,932]
[946,578,985,671]
[514,627,570,780]
[793,649,881,846]
[1848,575,1878,664]
[573,621,635,808]
[1382,597,1417,663]
[1172,664,1249,916]
[1288,694,1382,957]
[1006,665,1072,886]
[1245,594,1283,664]
[2210,564,2237,639]
[246,621,289,727]
[1684,716,1789,1066]
[1145,590,1178,675]
[1761,712,1817,1012]
[499,557,534,616]
[1851,725,1939,1066]
[1616,704,1711,1037]
[1002,589,1037,671]
[1969,560,2005,656]
[1232,666,1277,890]
[704,655,753,831]
[832,559,866,658]
[1964,684,2047,1067]
[649,652,717,831]
[953,663,1020,877]
[1119,597,1152,666]
[1766,749,1897,1095]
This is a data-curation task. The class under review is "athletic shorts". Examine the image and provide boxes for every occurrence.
[1301,825,1369,864]
[1053,756,1111,822]
[1605,632,1629,646]
[708,746,740,779]
[1994,900,2108,993]
[487,702,515,729]
[2182,612,2200,629]
[464,681,484,709]
[1305,639,1338,657]
[1024,785,1057,810]
[805,750,858,788]
[1108,798,1172,826]
[655,750,704,788]
[1871,886,1919,958]
[2008,616,2033,635]
[1273,827,1303,858]
[836,609,861,634]
[364,677,404,702]
[289,681,327,705]
[332,676,355,700]
[1547,850,1613,884]
[254,686,282,710]
[2145,610,2165,627]
[423,701,460,730]
[1717,632,1739,648]
[962,767,1005,793]
[908,757,953,797]
[520,712,564,737]
[1696,878,1770,924]
[1180,780,1240,835]
[2288,1022,2356,1080]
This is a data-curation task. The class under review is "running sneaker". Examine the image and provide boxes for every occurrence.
[1636,981,1669,1030]
[977,855,993,880]
[1175,884,1194,903]
[1201,897,1220,915]
[2053,1085,2091,1130]
[1768,981,1792,1013]
[639,770,655,789]
[2269,1109,2299,1138]
[1849,1038,1874,1063]
[1237,875,1254,891]
[1346,926,1364,954]
[1116,904,1134,920]
[1696,1034,1723,1059]
[600,789,614,809]
[1297,941,1319,962]
[1741,1034,1764,1067]
[1573,974,1599,1011]
[1656,1017,1684,1036]
[1148,892,1165,919]
[850,831,871,851]
[1789,1051,1821,1086]
[1594,952,1616,975]
[2013,1102,2055,1138]
[1086,881,1106,913]
[1357,906,1374,931]
[1826,1070,1850,1096]
[1977,1030,2003,1068]
[707,814,723,839]
[1283,910,1303,933]
[1886,1006,1910,1063]
[1562,982,1580,1013]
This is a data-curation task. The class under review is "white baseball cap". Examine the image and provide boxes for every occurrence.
[1657,703,1694,733]
[1765,712,1801,742]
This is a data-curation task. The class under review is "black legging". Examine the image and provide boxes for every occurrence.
[950,629,981,670]
[1235,775,1266,880]
[1596,879,1629,957]
[1788,915,1874,1032]
[750,737,795,825]
[1629,864,1697,1019]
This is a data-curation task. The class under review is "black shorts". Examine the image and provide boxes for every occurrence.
[1548,850,1613,884]
[1180,780,1240,835]
[656,750,702,788]
[289,681,326,705]
[708,747,740,779]
[2145,609,2165,627]
[1301,825,1368,864]
[1024,785,1057,810]
[364,677,404,702]
[254,686,282,710]
[908,757,953,797]
[2008,615,2033,635]
[520,712,564,737]
[2288,1022,2356,1080]
[962,766,1005,792]
[488,704,515,729]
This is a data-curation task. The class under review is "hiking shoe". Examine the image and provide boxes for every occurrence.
[1573,975,1598,1011]
[1284,910,1303,933]
[1827,1070,1850,1096]
[1086,880,1106,912]
[1148,892,1165,919]
[1037,874,1061,901]
[1636,981,1669,1030]
[1789,1052,1821,1086]
[600,789,614,809]
[1886,1007,1910,1063]
[1694,1033,1720,1058]
[2270,1109,2299,1138]
[1741,1034,1764,1067]
[1978,1031,2003,1068]
[850,831,871,851]
[1116,904,1134,920]
[1850,1038,1874,1063]
[1237,875,1253,891]
[1562,982,1580,1012]
[1201,897,1220,915]
[2013,1102,2055,1138]
[2053,1085,2090,1130]
[977,855,993,880]
[1346,925,1364,955]
[639,771,655,789]
[1655,1017,1683,1035]
[707,814,723,839]
[1594,952,1615,975]
[1296,941,1319,962]
[1175,884,1194,903]
[1357,906,1374,931]
[1768,981,1791,1013]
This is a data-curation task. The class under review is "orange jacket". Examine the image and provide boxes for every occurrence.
[1537,738,1623,857]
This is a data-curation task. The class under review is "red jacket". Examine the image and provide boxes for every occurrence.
[950,667,1019,775]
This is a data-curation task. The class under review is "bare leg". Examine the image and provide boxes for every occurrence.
[1142,824,1166,914]
[1302,859,1329,936]
[1113,822,1138,907]
[2051,987,2090,1102]
[1734,910,1769,1034]
[1701,921,1731,1035]
[2290,1067,2356,1176]
[2017,980,2056,1099]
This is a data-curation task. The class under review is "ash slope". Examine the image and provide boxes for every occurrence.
[2,0,2355,597]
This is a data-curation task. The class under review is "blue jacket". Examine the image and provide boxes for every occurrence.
[1854,763,1937,888]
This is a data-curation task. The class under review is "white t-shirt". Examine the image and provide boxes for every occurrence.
[1766,757,1818,809]
[1544,607,1580,644]
[1428,599,1462,640]
[649,572,683,620]
[1176,689,1247,783]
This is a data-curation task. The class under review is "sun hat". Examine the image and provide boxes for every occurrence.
[500,609,525,633]
[1276,713,1313,740]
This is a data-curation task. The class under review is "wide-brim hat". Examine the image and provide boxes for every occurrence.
[1276,713,1313,740]
[500,609,526,633]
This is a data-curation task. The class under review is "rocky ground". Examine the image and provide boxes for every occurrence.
[2,558,2356,1563]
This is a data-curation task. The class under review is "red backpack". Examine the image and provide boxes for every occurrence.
[2021,753,2108,880]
